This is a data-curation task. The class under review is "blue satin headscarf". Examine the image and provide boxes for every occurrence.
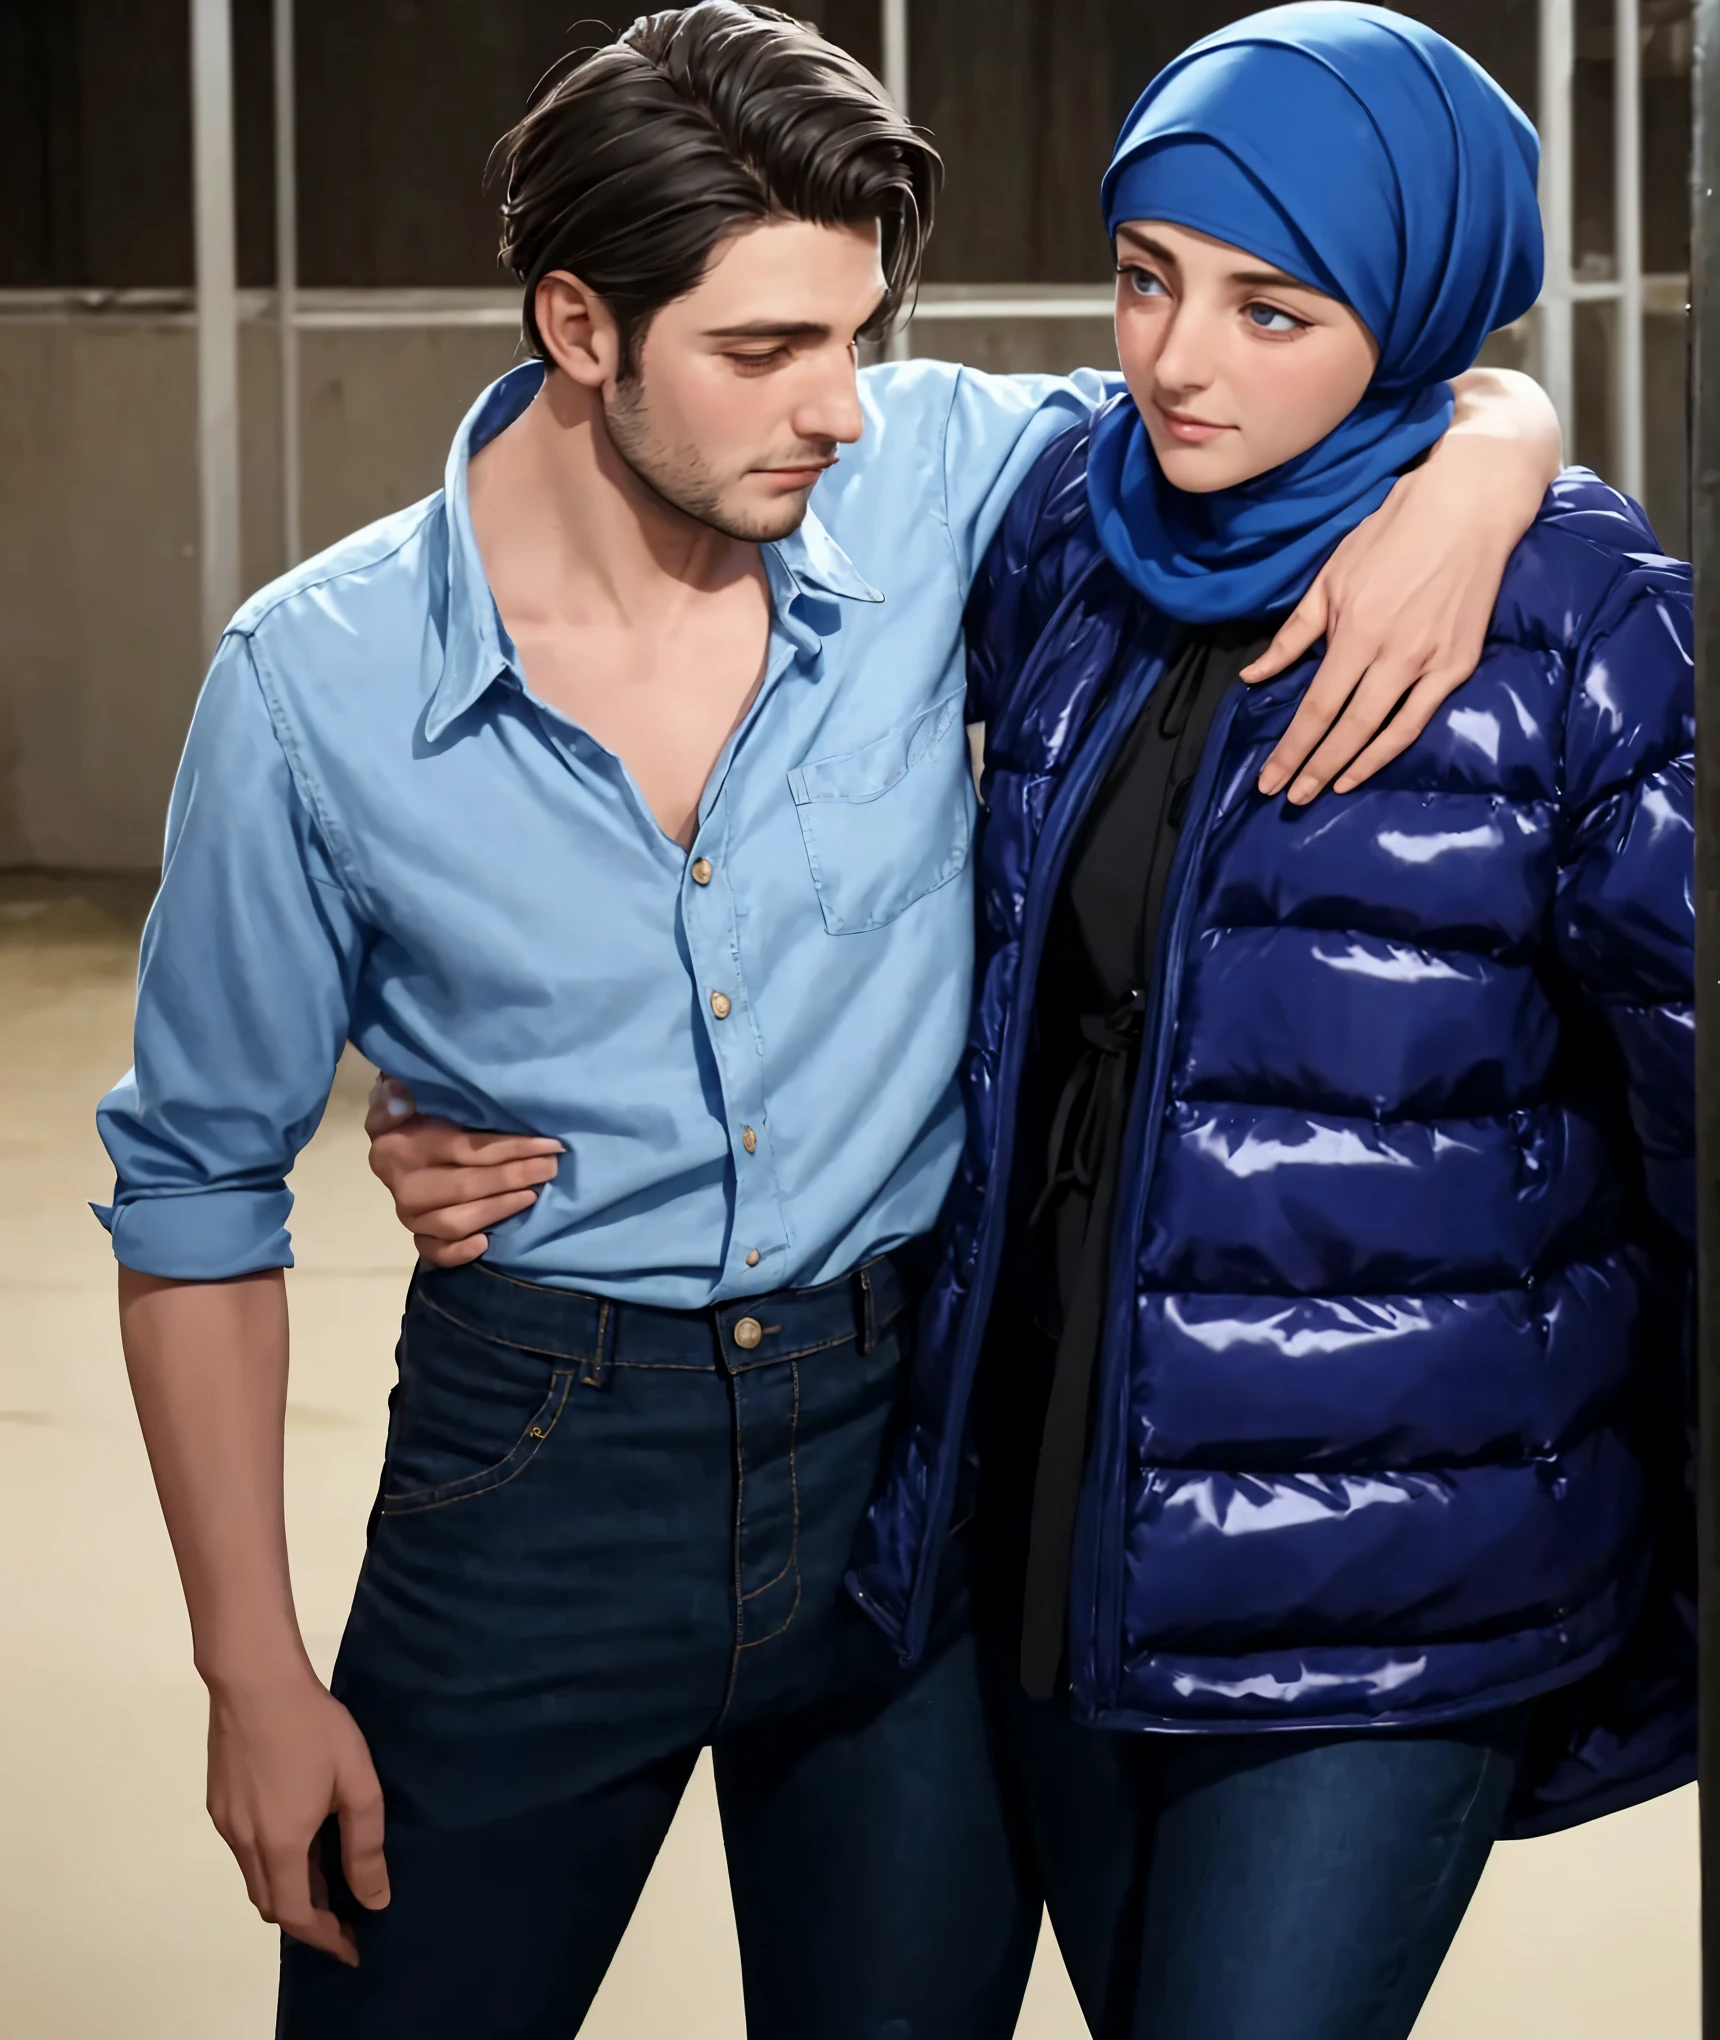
[1088,4,1543,624]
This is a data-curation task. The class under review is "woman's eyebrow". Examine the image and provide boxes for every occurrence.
[1227,265,1317,292]
[1115,228,1316,298]
[1116,226,1177,265]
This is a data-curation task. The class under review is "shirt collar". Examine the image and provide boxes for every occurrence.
[427,361,544,743]
[426,361,884,741]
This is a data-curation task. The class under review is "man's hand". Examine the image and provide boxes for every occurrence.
[366,1076,562,1267]
[117,1267,391,1963]
[1244,366,1563,803]
[207,1670,389,1965]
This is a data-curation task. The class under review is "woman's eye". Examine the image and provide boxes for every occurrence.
[1245,303,1303,333]
[1123,267,1169,298]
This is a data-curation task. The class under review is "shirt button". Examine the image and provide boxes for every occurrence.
[733,1317,763,1350]
[710,991,732,1019]
[745,1249,761,1267]
[691,858,713,885]
[741,1125,758,1154]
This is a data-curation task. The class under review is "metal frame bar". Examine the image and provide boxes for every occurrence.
[1537,0,1648,495]
[881,0,911,362]
[1539,0,1578,438]
[1616,0,1645,495]
[274,0,302,567]
[190,0,240,654]
[0,278,1693,328]
[1694,6,1720,2031]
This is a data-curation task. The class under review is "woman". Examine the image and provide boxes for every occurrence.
[846,7,1694,2034]
[364,10,1692,2033]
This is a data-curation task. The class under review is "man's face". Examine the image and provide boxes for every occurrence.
[604,217,887,542]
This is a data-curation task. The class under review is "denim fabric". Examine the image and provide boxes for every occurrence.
[277,1254,1039,2040]
[1001,1672,1525,2040]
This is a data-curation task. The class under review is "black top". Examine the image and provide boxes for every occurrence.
[1010,619,1271,1696]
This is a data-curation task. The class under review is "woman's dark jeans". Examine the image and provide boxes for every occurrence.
[999,1668,1525,2040]
[276,1255,1040,2040]
[970,1299,1526,2039]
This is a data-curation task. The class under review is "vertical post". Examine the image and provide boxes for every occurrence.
[1615,0,1645,500]
[1539,0,1576,447]
[881,0,908,108]
[191,0,241,653]
[881,0,911,362]
[1693,4,1720,2032]
[274,0,302,568]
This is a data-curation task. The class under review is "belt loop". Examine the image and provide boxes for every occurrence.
[580,1299,613,1389]
[855,1264,876,1356]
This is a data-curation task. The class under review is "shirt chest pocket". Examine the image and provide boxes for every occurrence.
[787,690,978,935]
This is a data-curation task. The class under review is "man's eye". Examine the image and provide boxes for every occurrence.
[1245,303,1304,333]
[731,349,788,372]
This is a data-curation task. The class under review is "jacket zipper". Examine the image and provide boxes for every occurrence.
[1072,681,1248,1712]
[899,599,1177,1662]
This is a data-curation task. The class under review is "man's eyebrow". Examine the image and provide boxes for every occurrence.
[1114,226,1315,295]
[702,319,830,341]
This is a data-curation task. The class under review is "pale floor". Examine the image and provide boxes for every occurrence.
[0,889,1699,2038]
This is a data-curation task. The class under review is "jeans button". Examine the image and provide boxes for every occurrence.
[733,1317,763,1350]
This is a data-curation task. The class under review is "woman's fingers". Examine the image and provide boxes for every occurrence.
[391,1156,560,1218]
[363,1076,419,1138]
[409,1190,543,1244]
[1256,632,1379,795]
[1281,654,1426,802]
[415,1231,491,1269]
[1240,584,1328,683]
[1331,667,1465,792]
[368,1122,562,1198]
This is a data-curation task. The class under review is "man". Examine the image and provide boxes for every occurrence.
[99,6,1561,2035]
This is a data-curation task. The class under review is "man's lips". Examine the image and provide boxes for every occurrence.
[756,459,837,487]
[1154,404,1231,444]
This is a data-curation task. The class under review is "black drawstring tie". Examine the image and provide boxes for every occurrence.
[1018,988,1144,1701]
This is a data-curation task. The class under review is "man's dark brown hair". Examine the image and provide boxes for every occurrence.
[495,3,941,372]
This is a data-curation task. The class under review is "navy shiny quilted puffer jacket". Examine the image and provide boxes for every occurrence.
[850,410,1696,1838]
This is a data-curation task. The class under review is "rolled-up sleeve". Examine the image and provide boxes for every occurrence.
[95,630,369,1278]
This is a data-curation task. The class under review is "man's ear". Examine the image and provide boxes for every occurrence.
[534,270,624,389]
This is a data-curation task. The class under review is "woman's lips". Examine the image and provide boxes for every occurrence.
[1155,405,1231,444]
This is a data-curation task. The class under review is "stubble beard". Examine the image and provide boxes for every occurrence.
[603,378,810,545]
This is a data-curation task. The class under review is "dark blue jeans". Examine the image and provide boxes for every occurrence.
[276,1254,1040,2040]
[969,1304,1526,2038]
[997,1666,1525,2040]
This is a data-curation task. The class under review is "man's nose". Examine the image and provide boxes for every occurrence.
[794,348,866,448]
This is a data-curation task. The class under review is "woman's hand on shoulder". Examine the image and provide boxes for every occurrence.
[364,1076,562,1268]
[1243,366,1562,803]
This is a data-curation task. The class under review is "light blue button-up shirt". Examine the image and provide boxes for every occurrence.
[95,358,1107,1306]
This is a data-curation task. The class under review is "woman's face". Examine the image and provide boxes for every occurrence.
[1112,219,1380,493]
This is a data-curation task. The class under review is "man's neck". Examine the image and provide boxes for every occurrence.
[466,370,757,631]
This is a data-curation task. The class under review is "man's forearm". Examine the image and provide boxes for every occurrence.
[1443,367,1563,498]
[119,1267,311,1690]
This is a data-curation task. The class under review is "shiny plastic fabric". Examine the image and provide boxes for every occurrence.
[847,410,1696,1838]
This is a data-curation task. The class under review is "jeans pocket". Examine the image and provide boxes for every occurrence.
[380,1290,577,1516]
[787,688,977,934]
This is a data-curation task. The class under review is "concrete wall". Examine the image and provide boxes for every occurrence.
[0,317,521,868]
[0,293,1691,872]
[0,0,1692,872]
